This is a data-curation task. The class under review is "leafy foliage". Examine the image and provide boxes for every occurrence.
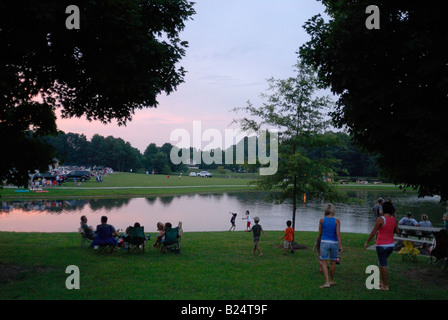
[300,0,448,200]
[0,0,195,186]
[233,61,344,229]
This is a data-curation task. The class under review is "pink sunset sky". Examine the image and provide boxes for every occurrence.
[56,0,327,153]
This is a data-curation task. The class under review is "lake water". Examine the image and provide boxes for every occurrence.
[0,190,445,234]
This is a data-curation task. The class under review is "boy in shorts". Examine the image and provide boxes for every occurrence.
[229,212,237,231]
[282,220,294,255]
[248,216,265,257]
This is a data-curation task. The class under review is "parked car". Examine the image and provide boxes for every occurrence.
[197,171,213,178]
[189,172,197,177]
[64,170,91,182]
[31,172,57,181]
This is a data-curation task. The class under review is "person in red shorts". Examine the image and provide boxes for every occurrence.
[242,210,251,230]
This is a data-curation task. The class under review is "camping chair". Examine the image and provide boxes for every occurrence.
[90,225,118,254]
[128,226,146,254]
[78,227,92,248]
[429,230,448,269]
[162,222,183,254]
[398,240,420,262]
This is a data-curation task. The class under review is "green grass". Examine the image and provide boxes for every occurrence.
[337,183,408,191]
[0,172,255,199]
[1,231,447,300]
[1,172,405,200]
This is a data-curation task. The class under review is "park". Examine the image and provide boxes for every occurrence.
[1,0,447,307]
[1,172,448,301]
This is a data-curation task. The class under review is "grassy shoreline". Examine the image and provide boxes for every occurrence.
[0,172,408,200]
[0,172,255,200]
[2,175,440,301]
[1,230,447,300]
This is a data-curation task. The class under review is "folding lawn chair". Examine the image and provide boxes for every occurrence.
[398,240,420,262]
[128,226,146,254]
[78,227,92,248]
[90,225,118,254]
[162,222,183,254]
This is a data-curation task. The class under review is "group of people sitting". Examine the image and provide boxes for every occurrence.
[398,212,433,238]
[152,221,183,252]
[79,215,182,250]
[372,197,434,238]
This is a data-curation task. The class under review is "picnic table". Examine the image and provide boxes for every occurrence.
[392,225,441,261]
[395,225,441,244]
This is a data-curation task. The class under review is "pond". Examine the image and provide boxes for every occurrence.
[0,190,445,234]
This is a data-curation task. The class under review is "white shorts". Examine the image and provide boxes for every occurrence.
[284,241,292,249]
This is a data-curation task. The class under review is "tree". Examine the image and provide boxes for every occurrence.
[0,106,57,187]
[143,143,159,171]
[87,134,142,171]
[300,1,448,200]
[0,0,195,187]
[320,132,380,178]
[233,61,342,231]
[44,132,91,165]
[152,152,170,174]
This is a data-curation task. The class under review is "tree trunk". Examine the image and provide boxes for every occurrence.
[292,174,297,241]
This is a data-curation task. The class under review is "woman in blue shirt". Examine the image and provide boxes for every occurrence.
[317,203,342,288]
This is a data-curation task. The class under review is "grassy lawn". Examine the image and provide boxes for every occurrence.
[0,172,255,199]
[0,172,405,200]
[337,183,408,191]
[1,231,446,300]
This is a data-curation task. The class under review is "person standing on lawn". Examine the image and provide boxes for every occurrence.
[247,216,265,257]
[364,201,399,291]
[282,220,294,255]
[242,210,251,230]
[317,203,342,288]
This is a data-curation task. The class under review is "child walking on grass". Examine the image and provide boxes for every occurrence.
[281,220,294,255]
[247,216,265,257]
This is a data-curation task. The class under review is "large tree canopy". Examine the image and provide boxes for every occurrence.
[300,1,448,200]
[0,0,195,187]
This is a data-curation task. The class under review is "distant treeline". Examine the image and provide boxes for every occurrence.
[43,131,379,177]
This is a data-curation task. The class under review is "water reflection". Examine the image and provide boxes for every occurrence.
[89,198,131,212]
[1,199,91,214]
[0,191,445,234]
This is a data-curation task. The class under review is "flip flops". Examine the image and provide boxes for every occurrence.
[320,282,336,288]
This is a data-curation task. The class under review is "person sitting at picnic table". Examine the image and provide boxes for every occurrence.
[418,214,433,238]
[90,216,119,247]
[398,212,419,237]
[419,214,432,228]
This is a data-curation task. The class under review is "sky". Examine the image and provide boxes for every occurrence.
[56,0,328,153]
